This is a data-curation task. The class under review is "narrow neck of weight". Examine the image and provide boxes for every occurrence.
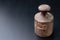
[41,11,47,16]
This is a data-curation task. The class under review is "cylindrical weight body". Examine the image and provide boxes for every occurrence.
[34,12,54,37]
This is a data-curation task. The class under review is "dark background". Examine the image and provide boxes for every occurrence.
[0,0,60,40]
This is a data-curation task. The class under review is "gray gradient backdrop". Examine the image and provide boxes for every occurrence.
[0,0,60,40]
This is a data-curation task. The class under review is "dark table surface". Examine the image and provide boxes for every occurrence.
[0,0,60,40]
